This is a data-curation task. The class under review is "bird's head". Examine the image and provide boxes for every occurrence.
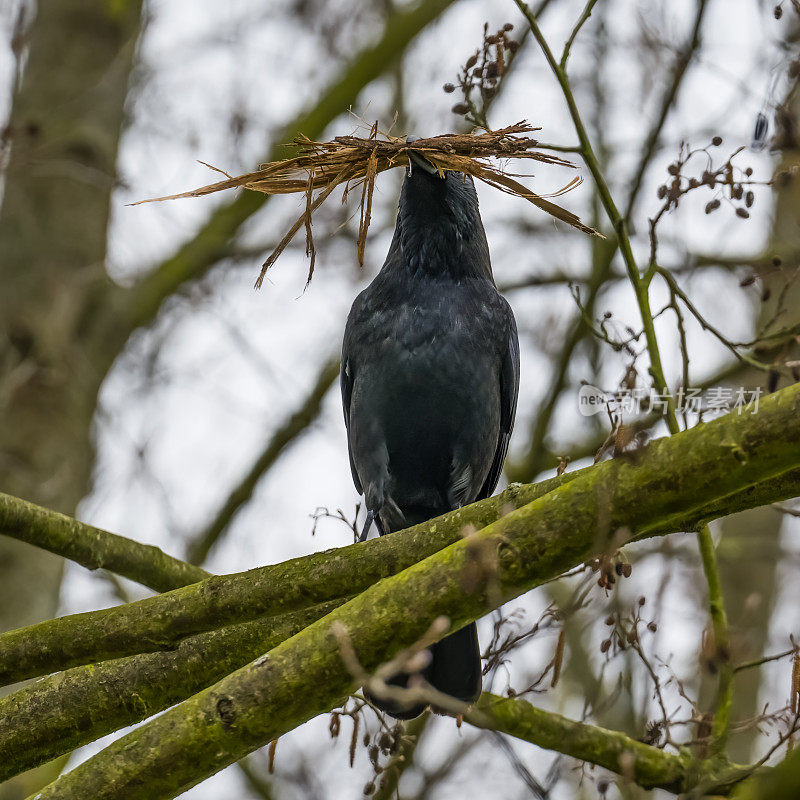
[400,141,480,225]
[392,139,493,281]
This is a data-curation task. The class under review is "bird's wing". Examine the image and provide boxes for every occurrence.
[477,318,520,500]
[340,355,363,494]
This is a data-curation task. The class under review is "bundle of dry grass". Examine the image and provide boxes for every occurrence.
[133,122,598,286]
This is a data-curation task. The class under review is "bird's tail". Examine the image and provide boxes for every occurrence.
[428,621,482,706]
[363,505,482,719]
[363,623,481,719]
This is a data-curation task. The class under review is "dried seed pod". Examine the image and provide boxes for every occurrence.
[503,22,514,31]
[711,135,723,146]
[705,199,721,214]
[465,54,478,69]
[600,638,611,653]
[451,103,469,115]
[745,190,755,207]
[350,716,360,767]
[736,207,750,219]
[268,738,278,773]
[621,563,632,578]
[648,621,658,632]
[443,83,455,93]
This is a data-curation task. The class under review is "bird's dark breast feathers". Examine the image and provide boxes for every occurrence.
[345,276,509,518]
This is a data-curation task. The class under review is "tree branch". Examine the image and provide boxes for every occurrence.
[0,600,343,781]
[25,383,800,800]
[467,693,747,795]
[3,466,799,782]
[0,473,576,685]
[0,492,207,593]
[2,386,800,688]
[732,744,800,799]
[509,0,709,479]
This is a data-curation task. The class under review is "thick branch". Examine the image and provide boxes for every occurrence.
[467,693,745,795]
[0,473,575,685]
[27,383,800,800]
[732,745,800,799]
[0,492,207,593]
[0,600,344,781]
[2,386,800,687]
[3,468,799,781]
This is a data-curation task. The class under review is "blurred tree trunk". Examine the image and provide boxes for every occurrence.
[0,1,143,795]
[710,70,800,764]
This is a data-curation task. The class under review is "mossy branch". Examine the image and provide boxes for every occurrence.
[0,472,575,685]
[0,600,345,781]
[732,744,800,799]
[2,467,798,781]
[468,693,748,795]
[1,387,800,689]
[26,383,800,800]
[0,492,208,593]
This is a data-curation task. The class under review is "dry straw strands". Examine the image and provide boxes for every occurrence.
[132,122,598,286]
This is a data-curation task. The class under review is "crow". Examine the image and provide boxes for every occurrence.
[341,151,520,718]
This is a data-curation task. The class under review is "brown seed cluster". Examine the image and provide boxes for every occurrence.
[599,597,659,658]
[774,1,800,20]
[445,22,520,128]
[591,553,633,591]
[329,705,407,795]
[654,138,760,221]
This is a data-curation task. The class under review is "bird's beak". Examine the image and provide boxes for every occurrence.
[406,136,441,177]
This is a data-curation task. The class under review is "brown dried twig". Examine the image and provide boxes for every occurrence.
[132,122,598,286]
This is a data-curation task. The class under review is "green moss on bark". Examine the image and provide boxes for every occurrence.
[28,383,800,800]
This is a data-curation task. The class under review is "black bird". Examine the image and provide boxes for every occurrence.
[341,151,520,718]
